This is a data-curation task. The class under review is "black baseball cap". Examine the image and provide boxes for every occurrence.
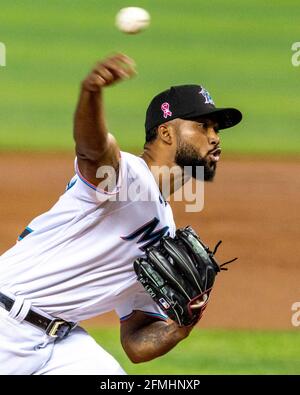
[145,84,242,132]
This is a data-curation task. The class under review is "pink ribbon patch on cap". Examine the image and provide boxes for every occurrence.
[161,102,172,119]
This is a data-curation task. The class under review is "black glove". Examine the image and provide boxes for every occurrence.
[134,226,236,327]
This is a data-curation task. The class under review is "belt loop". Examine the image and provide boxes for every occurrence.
[0,291,76,338]
[8,296,24,319]
[15,299,32,323]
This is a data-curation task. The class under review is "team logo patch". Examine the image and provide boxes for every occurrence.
[159,298,170,309]
[161,102,172,118]
[199,87,215,105]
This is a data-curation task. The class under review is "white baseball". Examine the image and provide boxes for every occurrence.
[115,7,150,34]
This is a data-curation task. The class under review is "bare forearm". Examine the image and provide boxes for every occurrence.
[74,88,107,160]
[126,320,192,363]
[73,54,135,162]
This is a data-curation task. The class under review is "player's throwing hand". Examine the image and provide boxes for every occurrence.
[82,53,136,92]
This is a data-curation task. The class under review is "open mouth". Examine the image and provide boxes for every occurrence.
[208,147,222,162]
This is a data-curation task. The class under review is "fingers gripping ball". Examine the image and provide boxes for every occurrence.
[134,226,237,327]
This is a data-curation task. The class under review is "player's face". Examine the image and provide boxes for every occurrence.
[174,117,221,181]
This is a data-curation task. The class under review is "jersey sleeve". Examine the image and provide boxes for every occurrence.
[66,154,126,205]
[115,282,168,323]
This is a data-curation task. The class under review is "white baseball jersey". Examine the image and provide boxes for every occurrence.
[0,152,176,323]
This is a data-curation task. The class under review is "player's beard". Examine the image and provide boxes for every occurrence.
[175,139,217,181]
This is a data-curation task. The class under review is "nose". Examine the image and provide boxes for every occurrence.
[208,127,220,146]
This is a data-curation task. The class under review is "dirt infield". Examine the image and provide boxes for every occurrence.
[0,152,299,329]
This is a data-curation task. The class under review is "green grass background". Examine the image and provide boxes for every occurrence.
[0,0,299,154]
[89,327,300,374]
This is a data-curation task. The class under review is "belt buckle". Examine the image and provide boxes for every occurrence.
[46,319,72,338]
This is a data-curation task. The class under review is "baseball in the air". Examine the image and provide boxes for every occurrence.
[115,7,150,34]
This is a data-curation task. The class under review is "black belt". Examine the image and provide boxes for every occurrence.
[0,293,76,339]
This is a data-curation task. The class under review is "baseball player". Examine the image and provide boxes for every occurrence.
[0,54,242,375]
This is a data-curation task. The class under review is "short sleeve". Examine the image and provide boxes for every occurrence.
[66,154,126,205]
[115,282,168,322]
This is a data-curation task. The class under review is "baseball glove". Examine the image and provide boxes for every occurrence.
[134,226,237,327]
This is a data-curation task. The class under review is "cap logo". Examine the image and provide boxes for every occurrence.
[199,87,215,105]
[161,102,172,119]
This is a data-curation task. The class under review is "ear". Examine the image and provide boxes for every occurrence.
[157,123,175,145]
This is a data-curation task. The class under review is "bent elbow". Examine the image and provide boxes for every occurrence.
[123,344,144,364]
[122,339,149,364]
[128,353,144,364]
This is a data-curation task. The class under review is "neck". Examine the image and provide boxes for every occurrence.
[140,145,189,198]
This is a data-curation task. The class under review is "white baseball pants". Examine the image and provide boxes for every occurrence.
[0,306,126,375]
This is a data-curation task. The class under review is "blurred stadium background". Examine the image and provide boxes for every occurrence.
[0,0,299,374]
